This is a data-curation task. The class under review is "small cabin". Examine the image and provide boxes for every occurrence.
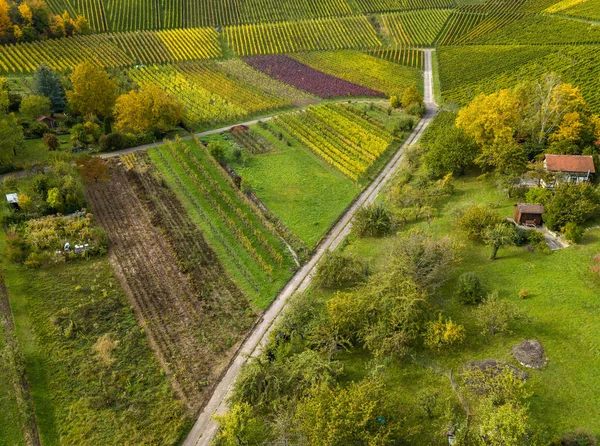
[5,193,19,209]
[514,203,544,227]
[543,154,595,187]
[36,115,58,129]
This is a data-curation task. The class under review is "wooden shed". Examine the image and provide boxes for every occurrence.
[514,203,544,226]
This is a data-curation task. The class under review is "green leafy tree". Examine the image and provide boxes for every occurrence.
[456,204,502,239]
[544,182,600,231]
[0,76,9,112]
[474,291,523,335]
[0,113,23,168]
[423,124,479,178]
[482,223,515,260]
[32,64,66,112]
[456,271,484,305]
[19,94,51,120]
[401,84,423,108]
[313,250,368,290]
[46,186,63,210]
[294,378,397,445]
[475,140,528,177]
[214,402,269,446]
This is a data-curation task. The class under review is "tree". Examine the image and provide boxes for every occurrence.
[294,378,397,445]
[423,121,479,178]
[456,204,502,239]
[19,94,51,120]
[42,132,59,151]
[544,182,600,231]
[73,15,89,34]
[208,140,226,163]
[214,402,269,446]
[456,271,484,304]
[0,0,12,42]
[313,251,368,290]
[114,85,183,134]
[0,113,23,167]
[389,94,400,108]
[456,89,521,147]
[0,77,9,113]
[482,223,515,260]
[475,140,528,177]
[424,314,466,351]
[474,291,522,335]
[46,186,63,210]
[67,61,118,117]
[76,156,109,182]
[352,204,395,237]
[401,84,423,108]
[32,64,66,112]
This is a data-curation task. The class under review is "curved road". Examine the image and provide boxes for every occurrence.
[182,49,438,446]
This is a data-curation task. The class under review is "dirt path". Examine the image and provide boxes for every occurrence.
[182,49,438,446]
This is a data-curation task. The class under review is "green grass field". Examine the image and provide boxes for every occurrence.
[226,124,361,248]
[338,174,600,439]
[0,321,26,446]
[0,233,189,445]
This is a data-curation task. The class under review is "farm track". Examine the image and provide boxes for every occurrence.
[86,165,255,415]
[182,49,438,445]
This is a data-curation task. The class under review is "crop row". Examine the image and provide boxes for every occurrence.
[245,54,384,98]
[290,50,420,96]
[229,127,275,155]
[383,9,452,46]
[273,104,393,180]
[223,16,382,56]
[164,141,282,275]
[127,62,288,128]
[0,27,221,74]
[365,45,424,69]
[350,0,455,14]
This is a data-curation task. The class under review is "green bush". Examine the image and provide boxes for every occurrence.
[313,251,368,290]
[456,271,484,305]
[352,204,396,237]
[456,204,502,239]
[564,222,584,243]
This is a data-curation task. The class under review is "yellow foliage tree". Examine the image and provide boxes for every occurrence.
[114,85,184,134]
[456,89,521,147]
[18,4,33,24]
[551,111,584,143]
[0,0,12,40]
[67,61,118,118]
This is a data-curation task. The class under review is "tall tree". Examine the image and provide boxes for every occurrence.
[32,64,66,112]
[0,113,23,167]
[114,84,183,134]
[19,94,51,120]
[67,61,118,118]
[0,0,12,42]
[456,89,521,148]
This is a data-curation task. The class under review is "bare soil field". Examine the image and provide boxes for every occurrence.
[87,161,255,414]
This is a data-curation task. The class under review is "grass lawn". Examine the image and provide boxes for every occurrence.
[13,135,71,171]
[0,321,26,446]
[339,174,600,440]
[225,125,361,248]
[0,233,190,445]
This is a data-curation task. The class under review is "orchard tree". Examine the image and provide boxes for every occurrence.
[42,132,59,151]
[401,84,423,108]
[114,84,183,134]
[32,64,66,112]
[76,156,109,183]
[474,291,523,335]
[543,182,600,231]
[482,223,515,260]
[19,94,51,120]
[67,61,118,117]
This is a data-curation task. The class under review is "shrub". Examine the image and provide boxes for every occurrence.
[424,314,466,351]
[456,272,484,304]
[405,102,425,117]
[401,84,423,108]
[394,117,414,133]
[564,222,584,243]
[208,141,226,163]
[389,95,401,108]
[29,121,49,137]
[313,251,368,290]
[549,430,598,446]
[456,204,502,239]
[42,133,60,151]
[519,289,529,299]
[99,132,126,152]
[352,204,395,237]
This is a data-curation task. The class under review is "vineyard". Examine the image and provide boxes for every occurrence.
[127,61,290,128]
[438,44,600,112]
[223,16,382,56]
[365,45,424,68]
[245,55,384,98]
[0,27,221,74]
[290,50,420,96]
[87,160,256,414]
[383,9,452,46]
[556,0,600,19]
[272,104,394,180]
[149,138,295,306]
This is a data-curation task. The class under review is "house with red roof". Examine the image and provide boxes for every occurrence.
[542,154,595,187]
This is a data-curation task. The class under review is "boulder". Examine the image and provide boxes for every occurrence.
[512,339,547,369]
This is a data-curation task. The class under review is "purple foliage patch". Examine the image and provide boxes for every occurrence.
[244,55,385,99]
